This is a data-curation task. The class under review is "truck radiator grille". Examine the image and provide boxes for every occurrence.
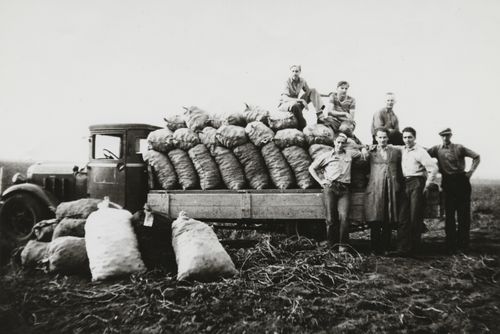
[43,176,70,200]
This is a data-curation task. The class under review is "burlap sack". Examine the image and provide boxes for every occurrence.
[243,103,270,124]
[212,146,246,190]
[52,218,86,240]
[268,111,298,131]
[30,219,58,242]
[188,144,221,190]
[303,124,335,146]
[85,207,146,281]
[143,150,178,190]
[183,106,211,132]
[261,142,295,189]
[21,240,49,268]
[216,125,248,149]
[224,112,246,127]
[147,128,176,153]
[168,149,199,190]
[233,143,269,190]
[172,212,237,281]
[164,113,187,131]
[274,129,306,149]
[199,127,219,155]
[308,144,333,160]
[245,121,274,147]
[56,199,100,220]
[48,236,89,274]
[173,128,201,151]
[282,146,315,189]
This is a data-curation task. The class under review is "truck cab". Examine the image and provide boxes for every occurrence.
[0,123,159,263]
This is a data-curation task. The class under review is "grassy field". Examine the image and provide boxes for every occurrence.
[0,181,499,333]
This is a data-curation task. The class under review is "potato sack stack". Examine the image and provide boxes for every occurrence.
[212,146,246,190]
[188,144,221,190]
[233,142,270,190]
[143,149,178,190]
[268,111,298,131]
[183,106,211,132]
[164,113,187,131]
[168,149,199,190]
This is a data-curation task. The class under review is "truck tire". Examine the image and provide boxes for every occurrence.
[0,193,50,265]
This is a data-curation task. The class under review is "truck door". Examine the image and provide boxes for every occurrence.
[124,131,149,213]
[87,132,126,207]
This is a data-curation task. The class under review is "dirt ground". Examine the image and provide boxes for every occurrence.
[1,182,499,333]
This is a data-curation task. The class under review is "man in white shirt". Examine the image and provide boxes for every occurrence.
[392,127,438,256]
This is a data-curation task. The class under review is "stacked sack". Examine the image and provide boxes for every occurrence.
[148,103,365,191]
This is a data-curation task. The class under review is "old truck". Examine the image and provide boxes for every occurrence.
[0,123,438,262]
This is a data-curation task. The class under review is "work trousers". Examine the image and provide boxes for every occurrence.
[323,185,350,246]
[369,181,393,253]
[397,176,425,253]
[442,173,471,250]
[289,88,323,130]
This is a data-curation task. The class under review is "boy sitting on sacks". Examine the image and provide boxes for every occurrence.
[319,81,356,134]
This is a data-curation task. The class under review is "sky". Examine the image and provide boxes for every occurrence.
[0,0,499,178]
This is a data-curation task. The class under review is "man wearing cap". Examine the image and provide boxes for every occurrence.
[278,65,324,130]
[371,92,404,145]
[309,133,367,252]
[320,81,356,133]
[391,127,438,257]
[428,128,480,252]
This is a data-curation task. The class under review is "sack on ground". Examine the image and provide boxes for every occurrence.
[268,111,298,131]
[168,149,199,190]
[199,127,219,155]
[303,124,335,146]
[233,143,269,189]
[85,207,146,281]
[147,128,176,153]
[245,121,274,147]
[31,219,58,242]
[188,144,221,190]
[143,150,178,190]
[173,128,201,151]
[282,146,315,189]
[216,125,248,149]
[183,106,211,132]
[48,236,88,274]
[56,199,100,219]
[274,129,306,149]
[261,142,295,189]
[243,103,270,124]
[212,146,246,190]
[52,218,86,240]
[21,240,49,268]
[164,113,187,131]
[308,144,333,160]
[172,212,237,281]
[131,207,176,271]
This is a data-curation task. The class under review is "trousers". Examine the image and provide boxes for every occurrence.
[287,88,324,130]
[323,184,350,246]
[397,176,425,253]
[442,173,471,250]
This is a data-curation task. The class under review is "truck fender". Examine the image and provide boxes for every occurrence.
[1,183,59,213]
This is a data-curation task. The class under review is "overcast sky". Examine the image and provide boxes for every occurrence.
[1,0,499,178]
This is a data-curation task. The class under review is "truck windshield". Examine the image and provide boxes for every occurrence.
[93,134,122,159]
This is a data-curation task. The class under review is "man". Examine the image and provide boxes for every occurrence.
[364,128,404,255]
[321,81,356,133]
[278,65,324,130]
[371,92,403,145]
[392,127,438,256]
[309,133,367,251]
[428,128,480,252]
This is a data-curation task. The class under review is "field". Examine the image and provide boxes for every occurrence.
[1,181,499,333]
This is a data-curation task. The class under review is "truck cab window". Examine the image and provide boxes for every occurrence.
[135,138,149,156]
[93,134,122,159]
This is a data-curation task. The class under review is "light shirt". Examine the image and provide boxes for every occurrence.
[315,149,361,184]
[329,92,356,114]
[428,143,479,175]
[371,108,400,136]
[281,77,310,100]
[399,144,438,184]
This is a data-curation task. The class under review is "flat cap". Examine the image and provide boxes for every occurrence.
[438,128,452,136]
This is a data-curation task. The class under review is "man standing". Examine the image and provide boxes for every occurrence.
[371,93,403,145]
[364,128,404,255]
[309,133,367,252]
[321,81,356,133]
[278,65,324,130]
[394,127,438,256]
[428,128,480,252]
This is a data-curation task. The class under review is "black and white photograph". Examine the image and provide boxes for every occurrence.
[0,0,499,333]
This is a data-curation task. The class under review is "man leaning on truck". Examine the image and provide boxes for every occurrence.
[309,133,367,252]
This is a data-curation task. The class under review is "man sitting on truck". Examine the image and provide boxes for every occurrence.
[309,133,367,252]
[320,81,356,133]
[278,65,325,130]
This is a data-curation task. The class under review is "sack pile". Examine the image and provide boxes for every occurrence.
[149,104,365,191]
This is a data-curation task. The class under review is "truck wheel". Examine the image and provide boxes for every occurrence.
[0,193,49,265]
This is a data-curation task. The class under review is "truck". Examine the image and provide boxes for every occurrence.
[0,123,439,262]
